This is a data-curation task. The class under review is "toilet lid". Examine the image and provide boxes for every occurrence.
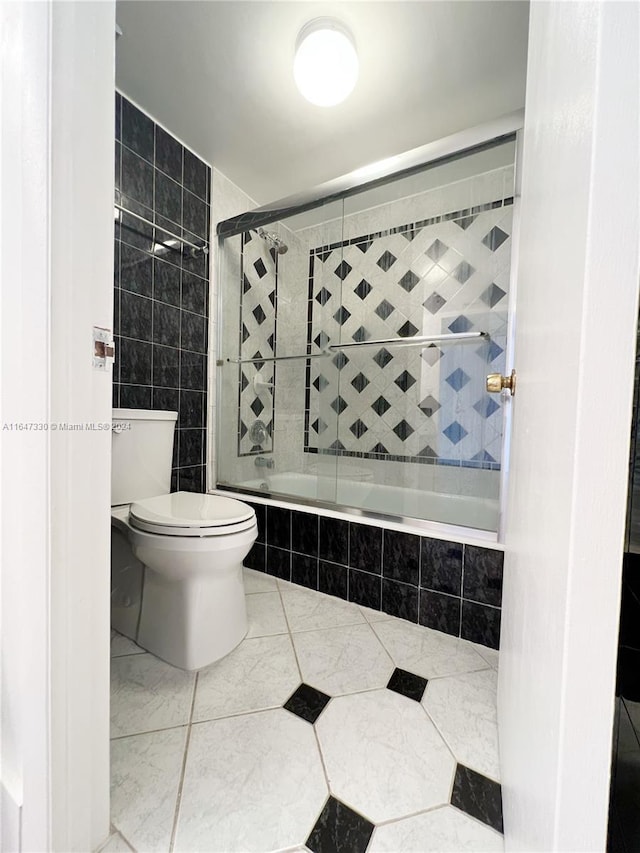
[130,492,255,536]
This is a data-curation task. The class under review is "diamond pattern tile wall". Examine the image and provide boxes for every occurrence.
[238,232,278,455]
[304,199,513,469]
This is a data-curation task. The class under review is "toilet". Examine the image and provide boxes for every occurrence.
[110,408,257,670]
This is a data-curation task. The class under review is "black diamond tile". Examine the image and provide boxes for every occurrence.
[329,439,346,451]
[395,370,416,391]
[252,304,266,324]
[241,323,249,343]
[240,372,249,392]
[268,290,276,308]
[373,348,393,368]
[398,270,420,292]
[377,250,397,271]
[448,315,473,334]
[316,248,331,263]
[284,683,331,724]
[314,331,330,349]
[417,445,438,458]
[312,418,328,434]
[397,320,419,338]
[422,345,442,366]
[335,260,352,281]
[419,395,441,417]
[349,419,368,438]
[250,397,265,417]
[393,419,414,440]
[482,226,509,252]
[371,396,391,416]
[315,286,331,305]
[351,372,370,393]
[451,764,503,833]
[371,442,388,454]
[333,306,351,326]
[386,667,428,702]
[354,238,372,253]
[424,292,446,314]
[375,299,395,320]
[426,238,448,261]
[313,374,329,392]
[251,350,265,368]
[481,283,507,308]
[306,796,374,853]
[455,213,476,230]
[352,326,369,343]
[452,261,475,284]
[331,396,348,414]
[332,352,349,370]
[354,278,372,299]
[253,257,267,278]
[242,274,251,293]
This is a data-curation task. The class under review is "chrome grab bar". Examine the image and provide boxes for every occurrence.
[221,331,487,365]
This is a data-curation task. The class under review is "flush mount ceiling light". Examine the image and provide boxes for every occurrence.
[294,18,358,107]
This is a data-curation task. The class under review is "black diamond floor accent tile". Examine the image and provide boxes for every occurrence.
[335,260,352,281]
[253,257,267,278]
[284,683,331,724]
[373,347,393,368]
[397,320,419,338]
[354,278,372,299]
[451,764,503,834]
[398,270,420,292]
[306,796,374,853]
[375,299,395,320]
[482,225,509,251]
[377,250,397,271]
[386,667,428,702]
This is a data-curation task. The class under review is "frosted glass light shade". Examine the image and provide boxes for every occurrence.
[294,20,358,107]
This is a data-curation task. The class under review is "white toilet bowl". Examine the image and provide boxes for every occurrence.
[112,492,257,670]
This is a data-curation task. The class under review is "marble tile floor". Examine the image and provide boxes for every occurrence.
[107,569,503,853]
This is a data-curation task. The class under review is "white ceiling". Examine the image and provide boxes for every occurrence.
[115,1,529,205]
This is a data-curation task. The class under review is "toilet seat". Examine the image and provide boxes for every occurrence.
[129,491,256,538]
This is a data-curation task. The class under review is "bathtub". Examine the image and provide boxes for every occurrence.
[232,471,499,533]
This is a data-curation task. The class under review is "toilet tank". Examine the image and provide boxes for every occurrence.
[112,408,178,506]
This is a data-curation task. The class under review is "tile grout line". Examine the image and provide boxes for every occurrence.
[168,671,199,853]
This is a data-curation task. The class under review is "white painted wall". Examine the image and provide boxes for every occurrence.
[499,2,640,850]
[0,2,115,850]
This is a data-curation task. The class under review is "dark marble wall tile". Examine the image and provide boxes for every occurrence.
[155,125,182,183]
[121,98,154,163]
[461,601,501,649]
[419,590,461,637]
[267,506,291,550]
[291,511,319,557]
[114,95,210,493]
[246,502,266,543]
[244,542,266,573]
[349,523,382,574]
[292,553,318,590]
[306,796,374,853]
[319,516,349,565]
[266,545,291,580]
[119,384,152,409]
[319,561,348,600]
[421,538,463,596]
[348,569,381,610]
[464,546,504,606]
[382,578,419,623]
[383,530,420,586]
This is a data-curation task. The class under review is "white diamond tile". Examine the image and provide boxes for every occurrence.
[372,619,488,680]
[368,805,503,852]
[193,634,300,722]
[175,709,327,852]
[243,567,278,593]
[293,623,394,696]
[281,586,365,632]
[110,653,195,738]
[424,668,500,781]
[111,726,187,852]
[245,591,288,637]
[316,689,455,822]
